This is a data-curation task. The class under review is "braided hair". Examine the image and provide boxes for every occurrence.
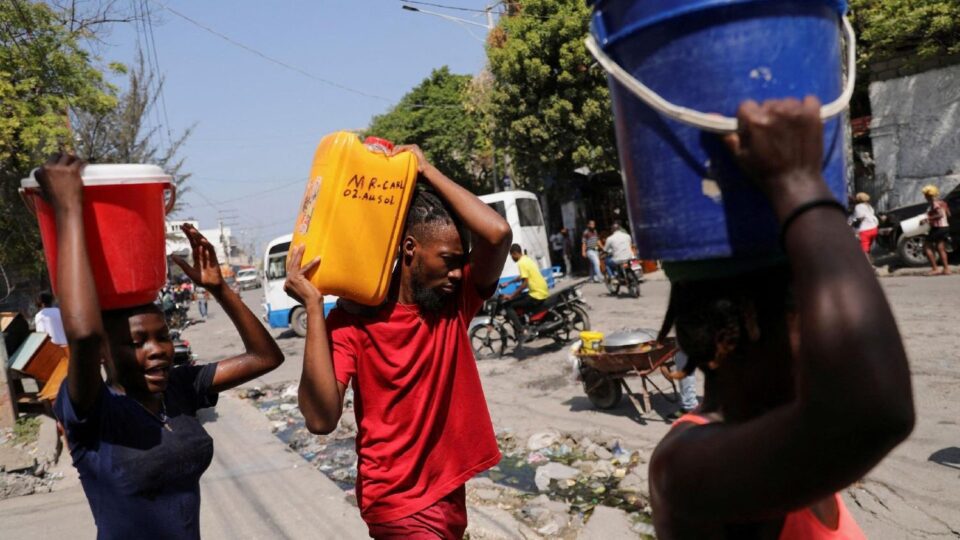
[404,189,467,249]
[669,265,792,376]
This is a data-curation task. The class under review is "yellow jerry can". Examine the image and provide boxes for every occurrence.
[290,132,419,306]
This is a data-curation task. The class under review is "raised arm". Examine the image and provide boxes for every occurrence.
[283,246,345,434]
[651,97,914,521]
[172,224,283,392]
[35,155,105,415]
[392,145,512,289]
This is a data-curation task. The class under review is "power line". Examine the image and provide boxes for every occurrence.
[145,0,392,103]
[143,0,464,110]
[185,178,305,209]
[399,1,495,14]
[142,0,175,151]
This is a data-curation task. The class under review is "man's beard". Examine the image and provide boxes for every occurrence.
[411,261,451,315]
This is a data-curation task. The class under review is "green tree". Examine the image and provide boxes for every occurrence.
[367,67,488,193]
[73,51,193,213]
[1,1,115,288]
[486,0,618,192]
[851,0,960,65]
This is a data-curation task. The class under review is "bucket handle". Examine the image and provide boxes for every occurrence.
[585,16,857,134]
[164,183,177,215]
[18,188,37,217]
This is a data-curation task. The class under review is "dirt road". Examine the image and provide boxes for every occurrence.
[221,273,960,538]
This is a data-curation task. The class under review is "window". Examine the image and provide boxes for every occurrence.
[487,201,506,220]
[266,255,287,280]
[517,198,544,227]
[268,241,290,256]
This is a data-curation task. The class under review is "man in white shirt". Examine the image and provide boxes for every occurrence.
[34,292,67,346]
[603,223,635,278]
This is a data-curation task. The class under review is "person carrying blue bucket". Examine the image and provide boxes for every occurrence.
[587,1,914,537]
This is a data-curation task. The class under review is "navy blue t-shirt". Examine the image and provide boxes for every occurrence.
[55,364,219,540]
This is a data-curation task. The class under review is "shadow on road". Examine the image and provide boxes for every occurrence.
[929,447,960,470]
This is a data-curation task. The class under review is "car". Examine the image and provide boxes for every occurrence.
[876,184,960,267]
[235,268,261,290]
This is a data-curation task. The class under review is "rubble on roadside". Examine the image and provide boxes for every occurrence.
[0,416,64,500]
[239,384,655,538]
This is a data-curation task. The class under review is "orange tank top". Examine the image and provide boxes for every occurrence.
[673,414,867,540]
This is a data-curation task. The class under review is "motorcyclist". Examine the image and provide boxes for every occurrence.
[602,223,636,280]
[499,244,550,347]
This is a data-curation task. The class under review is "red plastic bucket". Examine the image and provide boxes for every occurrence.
[20,164,176,310]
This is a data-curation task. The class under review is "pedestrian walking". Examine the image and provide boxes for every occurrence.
[198,290,209,319]
[582,220,603,282]
[285,145,511,539]
[34,291,67,346]
[649,98,913,538]
[549,228,567,275]
[851,192,879,258]
[37,154,285,540]
[920,185,952,275]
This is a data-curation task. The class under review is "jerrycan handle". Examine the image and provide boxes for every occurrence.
[585,16,857,134]
[364,136,395,155]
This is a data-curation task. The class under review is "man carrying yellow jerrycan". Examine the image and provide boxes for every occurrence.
[284,144,513,538]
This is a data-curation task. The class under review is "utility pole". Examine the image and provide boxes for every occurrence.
[401,2,502,191]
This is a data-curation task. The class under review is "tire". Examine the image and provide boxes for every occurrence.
[627,273,641,298]
[290,306,308,337]
[560,305,591,342]
[582,368,622,410]
[896,234,929,267]
[469,323,506,360]
[604,277,620,296]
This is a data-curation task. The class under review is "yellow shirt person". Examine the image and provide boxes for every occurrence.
[516,254,549,300]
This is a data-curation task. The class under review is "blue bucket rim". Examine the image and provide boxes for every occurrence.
[590,0,848,48]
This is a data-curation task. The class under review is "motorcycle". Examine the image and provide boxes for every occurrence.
[603,254,643,298]
[468,280,591,359]
[169,328,196,367]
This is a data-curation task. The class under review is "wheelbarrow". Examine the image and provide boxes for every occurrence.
[576,336,680,417]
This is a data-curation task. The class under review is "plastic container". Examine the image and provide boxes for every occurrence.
[290,132,419,305]
[579,331,606,354]
[20,164,175,310]
[587,0,854,261]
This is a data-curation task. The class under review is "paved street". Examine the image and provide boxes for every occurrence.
[2,273,957,538]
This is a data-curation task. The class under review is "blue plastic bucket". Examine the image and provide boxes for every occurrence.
[588,0,852,261]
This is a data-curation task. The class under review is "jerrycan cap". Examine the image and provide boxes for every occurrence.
[363,136,395,154]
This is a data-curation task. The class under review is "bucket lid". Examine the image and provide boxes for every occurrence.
[20,163,173,189]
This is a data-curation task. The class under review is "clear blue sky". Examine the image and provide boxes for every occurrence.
[102,0,496,256]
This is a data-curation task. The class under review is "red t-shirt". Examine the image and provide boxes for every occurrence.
[326,264,501,524]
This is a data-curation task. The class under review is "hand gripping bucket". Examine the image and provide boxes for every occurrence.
[20,164,176,310]
[587,0,855,261]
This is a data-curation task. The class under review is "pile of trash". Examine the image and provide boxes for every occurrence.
[238,383,358,490]
[475,427,656,537]
[239,385,655,537]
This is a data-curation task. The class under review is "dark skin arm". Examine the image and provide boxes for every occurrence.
[650,97,914,524]
[283,246,345,434]
[172,224,284,392]
[390,145,513,289]
[35,155,105,416]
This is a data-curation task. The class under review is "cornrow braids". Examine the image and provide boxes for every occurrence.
[404,188,468,249]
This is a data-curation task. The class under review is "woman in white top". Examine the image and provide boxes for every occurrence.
[852,192,879,256]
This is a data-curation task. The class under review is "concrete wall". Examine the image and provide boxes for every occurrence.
[868,63,960,210]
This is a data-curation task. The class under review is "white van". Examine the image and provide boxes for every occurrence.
[261,234,337,337]
[479,190,555,292]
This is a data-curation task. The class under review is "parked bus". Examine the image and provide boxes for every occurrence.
[479,190,555,293]
[262,191,554,335]
[261,234,337,337]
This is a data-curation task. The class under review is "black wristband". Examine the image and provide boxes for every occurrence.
[779,198,847,246]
